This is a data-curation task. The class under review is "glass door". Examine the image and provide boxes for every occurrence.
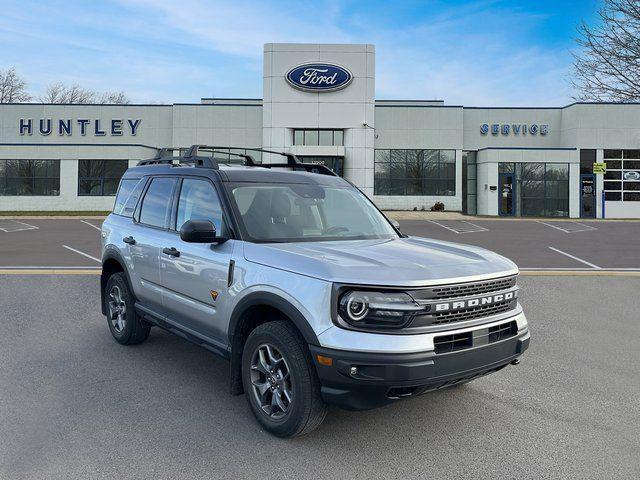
[498,173,515,216]
[580,174,596,218]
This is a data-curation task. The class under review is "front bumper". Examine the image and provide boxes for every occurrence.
[310,328,530,411]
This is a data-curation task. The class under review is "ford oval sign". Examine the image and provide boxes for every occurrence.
[624,171,640,180]
[285,63,353,92]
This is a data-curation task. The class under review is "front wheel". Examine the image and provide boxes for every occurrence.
[242,321,327,437]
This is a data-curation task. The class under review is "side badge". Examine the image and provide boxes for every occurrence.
[210,290,219,301]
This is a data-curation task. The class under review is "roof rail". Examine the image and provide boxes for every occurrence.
[184,145,337,176]
[136,156,219,169]
[186,145,301,167]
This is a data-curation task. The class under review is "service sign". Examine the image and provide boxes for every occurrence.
[285,63,353,92]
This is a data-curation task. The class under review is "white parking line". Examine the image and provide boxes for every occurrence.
[62,245,101,263]
[537,220,597,233]
[0,220,39,233]
[80,219,102,231]
[429,220,488,234]
[548,246,601,269]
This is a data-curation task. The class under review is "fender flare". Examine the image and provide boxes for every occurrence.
[100,246,136,315]
[228,291,319,347]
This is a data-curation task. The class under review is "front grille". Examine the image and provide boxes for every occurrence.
[430,275,517,299]
[405,275,520,331]
[434,320,518,354]
[432,301,514,325]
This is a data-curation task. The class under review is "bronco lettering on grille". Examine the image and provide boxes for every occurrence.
[434,290,517,312]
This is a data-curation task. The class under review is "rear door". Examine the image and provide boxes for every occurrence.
[159,176,235,346]
[129,176,178,311]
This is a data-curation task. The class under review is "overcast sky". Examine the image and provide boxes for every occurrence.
[0,0,600,106]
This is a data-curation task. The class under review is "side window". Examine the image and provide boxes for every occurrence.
[176,178,225,234]
[138,177,177,228]
[113,178,146,217]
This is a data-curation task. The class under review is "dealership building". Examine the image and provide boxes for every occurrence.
[1,43,640,218]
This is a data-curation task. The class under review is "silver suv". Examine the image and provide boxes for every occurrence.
[101,145,530,437]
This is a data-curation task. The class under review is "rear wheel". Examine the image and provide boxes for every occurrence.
[104,272,150,345]
[242,320,327,437]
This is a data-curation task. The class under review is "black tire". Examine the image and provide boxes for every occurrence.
[242,320,327,438]
[104,272,150,345]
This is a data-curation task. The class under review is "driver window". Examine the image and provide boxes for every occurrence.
[176,178,225,234]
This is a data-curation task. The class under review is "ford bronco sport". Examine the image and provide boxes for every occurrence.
[101,145,530,437]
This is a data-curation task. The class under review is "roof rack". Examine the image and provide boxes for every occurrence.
[186,145,337,176]
[137,145,338,176]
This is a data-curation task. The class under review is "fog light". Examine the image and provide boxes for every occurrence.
[349,366,358,376]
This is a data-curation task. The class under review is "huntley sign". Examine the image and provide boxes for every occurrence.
[19,118,142,136]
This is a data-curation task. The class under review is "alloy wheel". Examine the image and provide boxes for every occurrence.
[108,285,127,334]
[249,343,293,419]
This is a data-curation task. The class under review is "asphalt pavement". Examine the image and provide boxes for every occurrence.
[1,275,638,479]
[1,217,639,271]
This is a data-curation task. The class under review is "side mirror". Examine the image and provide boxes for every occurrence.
[180,219,226,244]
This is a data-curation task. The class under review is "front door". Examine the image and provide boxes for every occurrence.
[159,177,234,346]
[580,174,596,218]
[498,173,515,216]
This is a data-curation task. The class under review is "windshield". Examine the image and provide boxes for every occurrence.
[229,183,398,242]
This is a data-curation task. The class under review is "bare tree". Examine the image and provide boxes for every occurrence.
[40,82,131,104]
[572,0,640,101]
[40,83,96,104]
[0,67,32,103]
[97,90,131,104]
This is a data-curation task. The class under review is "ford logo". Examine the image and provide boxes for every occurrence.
[285,63,353,92]
[623,171,640,180]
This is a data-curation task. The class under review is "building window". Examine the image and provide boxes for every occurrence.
[603,150,640,201]
[499,162,569,217]
[0,159,60,196]
[78,160,129,196]
[580,149,596,174]
[462,151,477,215]
[293,129,344,146]
[374,149,456,196]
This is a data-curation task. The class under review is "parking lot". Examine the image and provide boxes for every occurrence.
[1,217,639,479]
[0,217,639,272]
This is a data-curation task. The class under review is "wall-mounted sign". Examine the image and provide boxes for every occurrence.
[480,123,549,136]
[593,162,607,174]
[19,118,141,136]
[623,171,640,180]
[285,63,353,92]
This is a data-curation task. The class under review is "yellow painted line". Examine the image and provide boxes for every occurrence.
[520,270,640,276]
[0,269,101,275]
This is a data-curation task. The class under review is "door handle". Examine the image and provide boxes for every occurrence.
[162,247,180,258]
[123,236,136,245]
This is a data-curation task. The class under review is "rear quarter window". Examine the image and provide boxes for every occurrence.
[113,178,146,217]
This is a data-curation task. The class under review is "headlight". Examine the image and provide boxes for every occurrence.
[338,290,424,329]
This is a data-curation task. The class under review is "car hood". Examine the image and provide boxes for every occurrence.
[243,236,518,286]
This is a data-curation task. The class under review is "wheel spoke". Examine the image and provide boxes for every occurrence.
[273,390,287,412]
[251,378,270,397]
[253,349,270,375]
